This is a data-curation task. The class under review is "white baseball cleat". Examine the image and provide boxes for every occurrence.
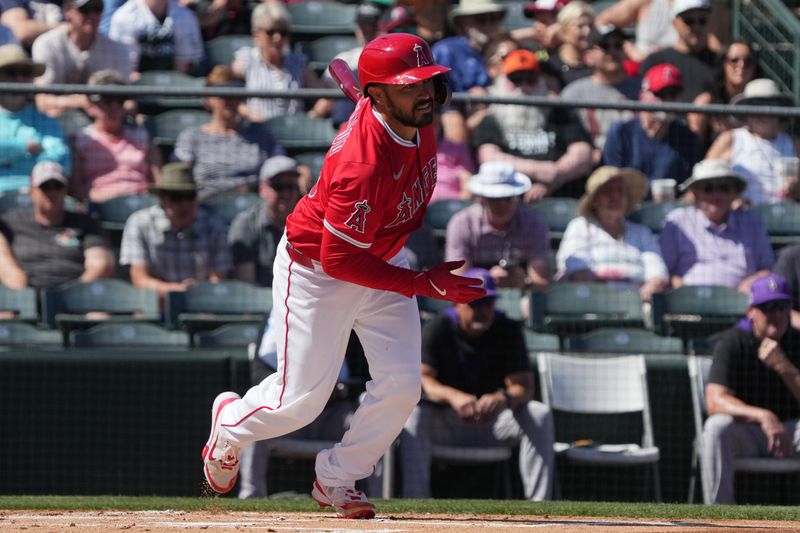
[311,479,376,519]
[201,391,241,494]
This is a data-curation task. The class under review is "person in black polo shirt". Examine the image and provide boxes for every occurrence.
[702,273,800,504]
[400,267,555,500]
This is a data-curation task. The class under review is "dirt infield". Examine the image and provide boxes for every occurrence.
[0,510,798,532]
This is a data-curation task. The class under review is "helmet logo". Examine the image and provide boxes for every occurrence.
[413,43,430,68]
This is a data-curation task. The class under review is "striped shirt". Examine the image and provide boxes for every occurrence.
[119,204,233,282]
[233,46,307,121]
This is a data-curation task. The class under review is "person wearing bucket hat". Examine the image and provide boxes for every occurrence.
[120,162,232,297]
[602,63,702,189]
[0,160,114,289]
[659,159,774,291]
[0,44,70,193]
[700,272,800,505]
[637,0,716,103]
[228,155,302,287]
[174,65,285,202]
[706,78,799,205]
[400,265,556,500]
[473,48,593,201]
[556,166,668,300]
[32,0,133,117]
[446,161,551,292]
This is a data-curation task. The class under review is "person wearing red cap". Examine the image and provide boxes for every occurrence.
[473,48,593,201]
[601,63,702,190]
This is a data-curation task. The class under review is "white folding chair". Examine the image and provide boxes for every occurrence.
[687,355,800,503]
[537,353,662,501]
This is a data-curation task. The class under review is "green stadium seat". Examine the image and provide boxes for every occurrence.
[69,322,190,348]
[0,322,61,347]
[135,70,205,114]
[628,200,682,234]
[752,201,800,250]
[295,151,327,184]
[530,282,645,338]
[424,199,473,240]
[651,285,749,341]
[55,108,91,140]
[286,1,357,36]
[165,280,272,332]
[0,190,32,214]
[144,109,211,152]
[523,330,561,354]
[40,279,161,334]
[495,287,525,322]
[566,327,684,354]
[88,194,159,246]
[200,192,261,226]
[193,322,261,348]
[528,197,579,248]
[204,34,254,72]
[303,35,359,73]
[260,115,337,154]
[0,286,39,324]
[502,1,530,30]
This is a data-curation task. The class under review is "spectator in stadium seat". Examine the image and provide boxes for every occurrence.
[594,0,677,63]
[690,40,761,147]
[0,44,70,193]
[108,0,204,74]
[602,63,702,189]
[560,24,638,163]
[400,267,555,500]
[701,273,800,505]
[659,159,774,293]
[72,69,160,203]
[228,155,301,287]
[0,0,62,49]
[473,49,593,201]
[445,161,550,291]
[638,0,717,103]
[193,0,251,41]
[431,0,506,143]
[705,78,800,206]
[120,162,233,297]
[772,243,800,332]
[32,0,133,117]
[0,161,114,289]
[556,166,668,301]
[514,0,568,52]
[430,112,476,203]
[540,0,594,90]
[173,65,285,201]
[233,2,332,122]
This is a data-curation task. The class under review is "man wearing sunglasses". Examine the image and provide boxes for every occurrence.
[228,155,301,288]
[32,0,132,117]
[602,63,701,189]
[400,267,555,500]
[702,273,800,504]
[120,162,232,298]
[638,0,717,103]
[0,161,114,289]
[659,159,774,293]
[561,24,638,162]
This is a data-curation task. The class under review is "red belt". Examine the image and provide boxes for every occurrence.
[286,242,315,269]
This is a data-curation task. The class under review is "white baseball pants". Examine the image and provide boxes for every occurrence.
[219,233,422,488]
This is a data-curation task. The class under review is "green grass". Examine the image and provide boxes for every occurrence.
[0,496,799,522]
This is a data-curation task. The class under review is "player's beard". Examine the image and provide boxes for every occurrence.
[386,96,434,128]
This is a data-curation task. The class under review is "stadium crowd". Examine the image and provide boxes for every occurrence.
[0,0,799,506]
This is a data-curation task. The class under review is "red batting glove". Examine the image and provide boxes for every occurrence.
[413,260,487,304]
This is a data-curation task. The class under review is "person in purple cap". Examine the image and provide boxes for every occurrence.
[400,267,555,500]
[701,273,800,504]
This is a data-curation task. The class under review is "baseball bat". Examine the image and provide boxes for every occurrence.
[328,58,362,104]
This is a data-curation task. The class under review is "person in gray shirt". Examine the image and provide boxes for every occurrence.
[228,155,301,287]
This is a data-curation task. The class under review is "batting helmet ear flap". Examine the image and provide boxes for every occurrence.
[433,76,450,106]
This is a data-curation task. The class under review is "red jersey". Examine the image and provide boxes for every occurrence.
[286,98,438,263]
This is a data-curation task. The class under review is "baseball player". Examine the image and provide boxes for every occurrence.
[202,33,486,519]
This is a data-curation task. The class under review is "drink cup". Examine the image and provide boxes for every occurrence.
[776,157,800,190]
[651,178,677,202]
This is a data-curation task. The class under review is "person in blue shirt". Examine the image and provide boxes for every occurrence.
[602,63,701,191]
[432,0,506,143]
[0,44,70,193]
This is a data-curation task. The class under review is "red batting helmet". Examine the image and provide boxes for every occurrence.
[358,33,451,105]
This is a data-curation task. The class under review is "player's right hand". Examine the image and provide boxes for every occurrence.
[413,260,486,304]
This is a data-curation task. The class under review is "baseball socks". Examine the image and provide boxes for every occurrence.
[201,391,241,494]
